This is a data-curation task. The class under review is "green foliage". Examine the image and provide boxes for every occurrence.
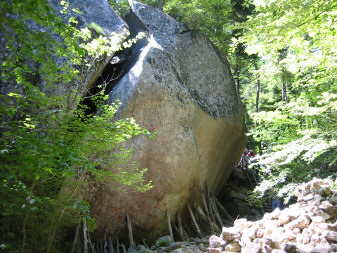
[155,239,171,247]
[150,238,172,250]
[88,22,105,36]
[239,0,337,83]
[108,0,131,18]
[108,0,161,18]
[0,1,151,252]
[164,0,234,52]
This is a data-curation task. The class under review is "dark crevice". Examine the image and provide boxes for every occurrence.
[80,9,149,116]
[80,56,126,115]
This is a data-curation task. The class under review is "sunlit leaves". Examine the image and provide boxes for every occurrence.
[240,0,337,81]
[164,0,233,51]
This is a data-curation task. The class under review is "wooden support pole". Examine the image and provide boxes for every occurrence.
[177,213,184,240]
[166,210,174,242]
[83,217,88,253]
[193,203,207,220]
[142,239,150,249]
[187,203,202,237]
[108,237,113,253]
[201,191,216,233]
[116,239,120,253]
[201,191,209,214]
[194,203,220,232]
[98,242,101,253]
[205,183,217,227]
[87,233,97,253]
[182,226,189,238]
[121,244,126,253]
[126,212,135,248]
[210,198,224,228]
[214,197,235,222]
[70,223,80,253]
[173,223,184,241]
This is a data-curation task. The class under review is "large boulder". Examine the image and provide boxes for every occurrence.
[86,1,247,241]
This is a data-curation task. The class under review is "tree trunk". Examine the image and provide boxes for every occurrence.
[282,72,287,103]
[235,66,241,92]
[20,215,28,253]
[256,78,260,112]
[236,78,240,92]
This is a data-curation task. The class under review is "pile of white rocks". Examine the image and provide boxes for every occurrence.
[208,178,337,253]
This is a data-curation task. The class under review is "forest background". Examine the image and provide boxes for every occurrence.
[1,0,336,252]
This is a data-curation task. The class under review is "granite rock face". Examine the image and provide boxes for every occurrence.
[86,1,247,241]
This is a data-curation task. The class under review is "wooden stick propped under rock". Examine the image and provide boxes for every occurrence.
[187,203,202,237]
[210,197,224,228]
[126,212,135,248]
[166,210,174,241]
[194,203,220,232]
[214,197,235,222]
[177,213,184,240]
